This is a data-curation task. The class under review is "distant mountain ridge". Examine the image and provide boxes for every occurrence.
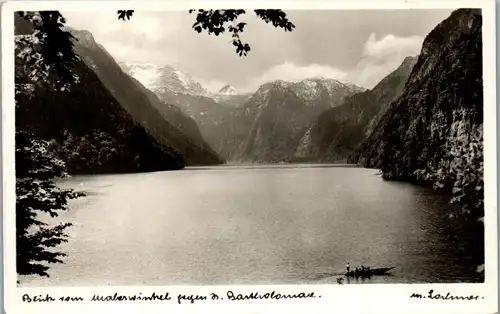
[218,84,238,95]
[234,78,365,162]
[119,61,367,162]
[120,63,209,97]
[117,63,401,164]
[294,56,417,162]
[120,62,252,107]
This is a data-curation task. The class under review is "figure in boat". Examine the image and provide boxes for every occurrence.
[346,262,350,272]
[345,263,395,277]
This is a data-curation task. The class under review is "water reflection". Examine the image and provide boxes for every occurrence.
[19,165,483,286]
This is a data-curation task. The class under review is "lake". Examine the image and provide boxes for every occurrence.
[19,164,483,286]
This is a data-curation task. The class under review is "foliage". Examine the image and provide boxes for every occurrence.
[16,131,85,276]
[16,11,80,91]
[15,11,85,278]
[59,130,119,172]
[15,53,187,173]
[15,12,189,174]
[117,9,295,56]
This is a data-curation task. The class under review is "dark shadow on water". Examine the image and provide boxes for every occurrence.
[185,163,362,171]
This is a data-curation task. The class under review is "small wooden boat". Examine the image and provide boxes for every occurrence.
[345,266,395,277]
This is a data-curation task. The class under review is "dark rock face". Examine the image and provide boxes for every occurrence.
[15,16,185,174]
[70,29,224,166]
[235,79,365,162]
[351,9,483,215]
[296,56,417,162]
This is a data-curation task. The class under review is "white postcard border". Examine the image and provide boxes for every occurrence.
[2,1,497,313]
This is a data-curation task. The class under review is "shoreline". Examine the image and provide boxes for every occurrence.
[57,163,368,179]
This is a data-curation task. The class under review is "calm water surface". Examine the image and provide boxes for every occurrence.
[19,165,483,286]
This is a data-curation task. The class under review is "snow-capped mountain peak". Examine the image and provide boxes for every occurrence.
[218,84,238,95]
[119,62,208,96]
[245,78,365,109]
[119,63,161,91]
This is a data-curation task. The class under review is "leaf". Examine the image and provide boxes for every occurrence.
[117,10,134,21]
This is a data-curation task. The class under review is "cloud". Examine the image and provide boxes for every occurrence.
[346,33,424,88]
[61,11,438,92]
[243,61,348,91]
[241,33,423,92]
[101,41,178,65]
[363,33,423,61]
[63,11,171,44]
[62,11,185,66]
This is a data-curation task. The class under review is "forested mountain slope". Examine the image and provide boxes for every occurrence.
[15,15,185,173]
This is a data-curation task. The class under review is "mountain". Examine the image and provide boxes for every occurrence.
[118,63,233,156]
[218,84,238,95]
[120,63,208,96]
[235,79,365,162]
[120,63,251,159]
[350,9,483,215]
[213,84,252,109]
[14,17,184,174]
[119,63,367,163]
[294,56,417,162]
[214,93,253,109]
[69,29,223,166]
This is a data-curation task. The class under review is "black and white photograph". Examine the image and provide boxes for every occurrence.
[3,0,498,313]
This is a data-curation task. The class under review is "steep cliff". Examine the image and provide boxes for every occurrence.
[351,9,483,216]
[295,56,417,162]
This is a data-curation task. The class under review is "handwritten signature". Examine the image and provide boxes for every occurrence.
[410,289,483,301]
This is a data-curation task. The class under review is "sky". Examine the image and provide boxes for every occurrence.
[62,9,454,93]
